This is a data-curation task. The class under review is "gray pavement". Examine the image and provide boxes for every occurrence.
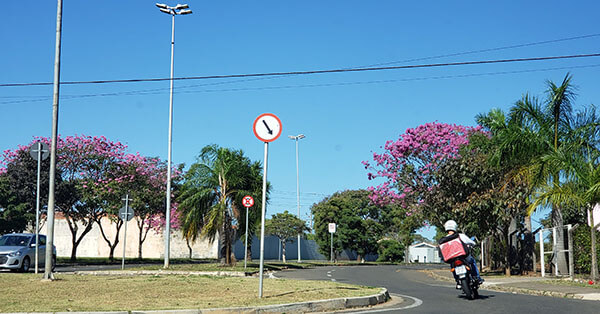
[275,264,600,313]
[428,268,600,300]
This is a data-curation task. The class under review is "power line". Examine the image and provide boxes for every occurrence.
[2,63,599,106]
[356,33,600,68]
[4,33,598,99]
[2,53,599,88]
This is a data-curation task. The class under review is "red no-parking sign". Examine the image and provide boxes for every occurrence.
[242,195,254,208]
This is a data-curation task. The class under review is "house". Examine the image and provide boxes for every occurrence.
[408,242,441,263]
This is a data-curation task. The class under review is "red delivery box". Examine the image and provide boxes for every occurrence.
[439,237,467,261]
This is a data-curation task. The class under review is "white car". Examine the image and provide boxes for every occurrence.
[0,233,56,272]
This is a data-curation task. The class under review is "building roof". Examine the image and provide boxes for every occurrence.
[409,242,438,249]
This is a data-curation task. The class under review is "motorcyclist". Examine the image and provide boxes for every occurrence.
[440,220,484,288]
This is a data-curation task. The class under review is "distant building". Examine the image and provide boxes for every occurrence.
[408,242,441,263]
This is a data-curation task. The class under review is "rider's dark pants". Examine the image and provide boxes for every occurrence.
[452,255,482,282]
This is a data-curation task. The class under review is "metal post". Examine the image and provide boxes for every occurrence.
[244,206,249,270]
[164,12,176,270]
[122,194,130,270]
[43,0,63,281]
[567,224,573,280]
[35,143,41,274]
[540,229,545,277]
[480,239,484,270]
[553,227,558,276]
[295,138,301,262]
[258,142,268,298]
[330,232,333,263]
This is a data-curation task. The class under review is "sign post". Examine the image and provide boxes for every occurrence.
[242,195,254,270]
[329,223,336,263]
[119,195,134,270]
[253,113,282,298]
[29,141,49,274]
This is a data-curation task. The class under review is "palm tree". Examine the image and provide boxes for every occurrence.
[528,127,600,280]
[177,145,266,265]
[505,73,576,275]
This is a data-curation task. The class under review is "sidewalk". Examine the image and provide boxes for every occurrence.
[427,269,600,301]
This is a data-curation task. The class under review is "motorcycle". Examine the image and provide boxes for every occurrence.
[450,255,479,300]
[439,234,480,300]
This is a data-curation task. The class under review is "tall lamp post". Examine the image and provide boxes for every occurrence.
[155,2,192,269]
[289,134,305,262]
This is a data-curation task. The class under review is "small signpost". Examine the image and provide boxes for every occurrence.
[29,141,49,274]
[253,113,282,298]
[329,223,336,262]
[119,194,134,270]
[242,195,254,270]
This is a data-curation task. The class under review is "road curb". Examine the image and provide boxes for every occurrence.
[15,288,390,314]
[74,270,250,277]
[425,270,593,300]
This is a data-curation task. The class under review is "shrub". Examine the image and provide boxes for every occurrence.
[572,226,600,275]
[377,240,404,262]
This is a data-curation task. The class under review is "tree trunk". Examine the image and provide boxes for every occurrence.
[96,217,122,262]
[590,208,599,281]
[504,227,511,276]
[282,241,287,263]
[186,238,193,259]
[552,205,569,275]
[246,245,252,262]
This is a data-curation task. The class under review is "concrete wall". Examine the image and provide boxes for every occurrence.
[232,236,377,261]
[40,216,219,259]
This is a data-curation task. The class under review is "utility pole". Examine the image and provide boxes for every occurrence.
[43,0,63,281]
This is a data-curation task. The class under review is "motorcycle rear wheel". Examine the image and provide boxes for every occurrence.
[460,278,476,300]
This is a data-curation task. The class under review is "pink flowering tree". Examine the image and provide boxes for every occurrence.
[1,135,182,261]
[82,152,182,261]
[363,122,483,226]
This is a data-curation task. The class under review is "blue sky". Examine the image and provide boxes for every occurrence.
[1,1,599,240]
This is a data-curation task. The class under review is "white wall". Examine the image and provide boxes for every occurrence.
[40,216,219,259]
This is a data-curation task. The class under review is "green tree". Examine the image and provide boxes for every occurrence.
[177,145,267,265]
[505,74,577,275]
[377,240,405,263]
[425,145,530,275]
[311,190,385,261]
[527,116,600,280]
[265,210,309,263]
[0,174,30,234]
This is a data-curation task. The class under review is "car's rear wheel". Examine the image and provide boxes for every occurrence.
[20,256,31,273]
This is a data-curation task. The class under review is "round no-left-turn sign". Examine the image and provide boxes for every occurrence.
[242,195,254,208]
[253,113,282,142]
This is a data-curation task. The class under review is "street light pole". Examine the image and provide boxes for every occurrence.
[288,134,305,263]
[156,3,192,269]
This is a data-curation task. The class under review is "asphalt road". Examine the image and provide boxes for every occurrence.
[274,264,599,313]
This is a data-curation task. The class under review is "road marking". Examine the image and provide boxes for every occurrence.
[347,294,423,313]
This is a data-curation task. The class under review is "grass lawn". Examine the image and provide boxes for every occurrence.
[542,279,600,290]
[0,273,380,312]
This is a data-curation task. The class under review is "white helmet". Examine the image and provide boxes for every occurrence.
[444,220,458,232]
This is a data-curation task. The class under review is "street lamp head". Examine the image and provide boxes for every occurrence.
[155,3,168,9]
[178,9,193,15]
[289,134,306,140]
[159,8,172,14]
[174,4,189,10]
